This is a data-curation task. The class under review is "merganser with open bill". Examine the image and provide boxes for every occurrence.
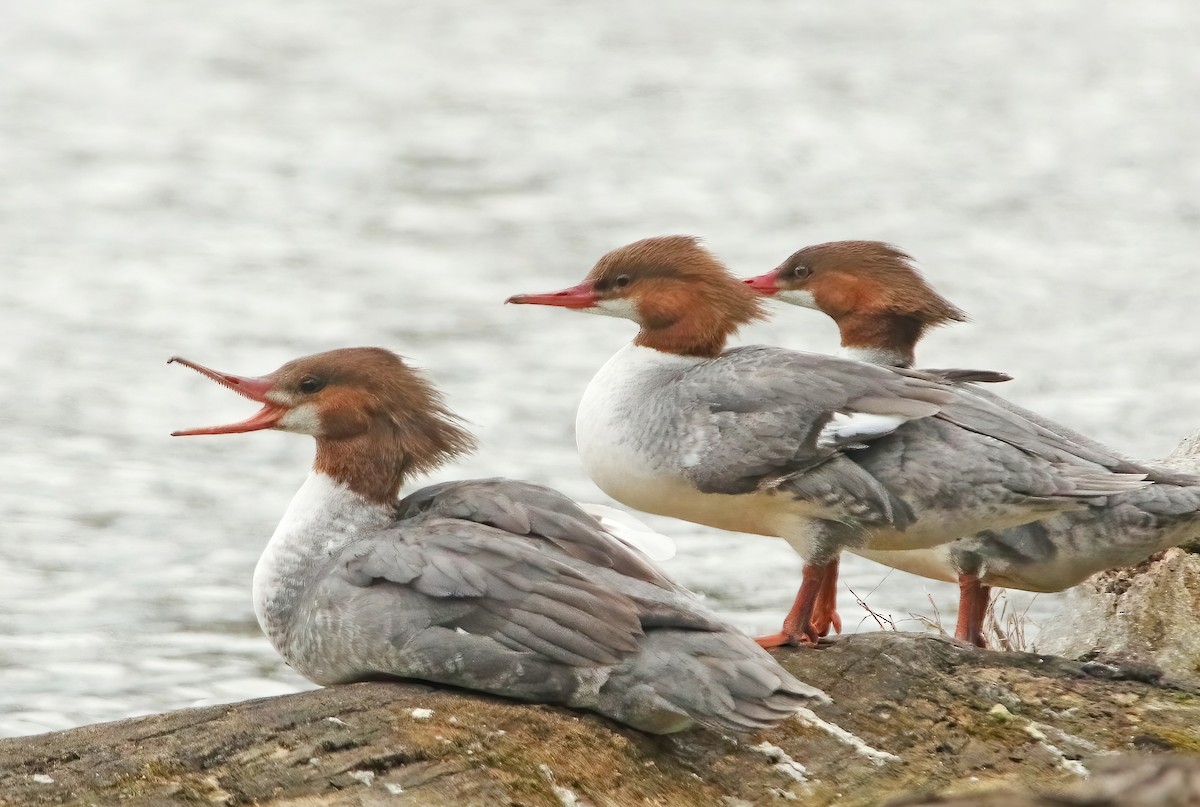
[507,235,1153,648]
[745,240,1200,646]
[168,347,827,734]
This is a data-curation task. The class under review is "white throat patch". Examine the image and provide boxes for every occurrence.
[278,402,323,435]
[774,289,819,310]
[586,297,641,322]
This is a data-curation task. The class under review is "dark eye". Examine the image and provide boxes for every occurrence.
[297,376,325,395]
[613,274,632,289]
[791,264,812,280]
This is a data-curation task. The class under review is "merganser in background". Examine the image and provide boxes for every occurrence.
[745,241,966,369]
[745,241,1200,646]
[169,347,827,734]
[507,235,1153,648]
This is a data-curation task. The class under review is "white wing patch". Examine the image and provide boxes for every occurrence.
[816,412,910,450]
[578,502,677,561]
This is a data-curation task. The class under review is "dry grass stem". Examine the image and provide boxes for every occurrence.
[985,590,1038,652]
[850,584,1038,652]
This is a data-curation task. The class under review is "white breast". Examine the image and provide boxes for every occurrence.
[253,472,390,646]
[576,344,700,509]
[575,343,807,540]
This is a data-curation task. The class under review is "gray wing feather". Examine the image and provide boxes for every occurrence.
[679,346,954,495]
[770,455,916,529]
[677,347,1148,506]
[397,478,671,586]
[922,368,1013,384]
[343,522,644,666]
[314,479,829,734]
[964,384,1198,485]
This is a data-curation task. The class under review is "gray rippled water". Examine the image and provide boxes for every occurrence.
[1,0,1197,736]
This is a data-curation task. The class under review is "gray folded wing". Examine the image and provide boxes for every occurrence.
[342,520,647,666]
[675,346,1149,528]
[306,479,826,734]
[679,346,954,495]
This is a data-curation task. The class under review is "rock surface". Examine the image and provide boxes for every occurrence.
[1167,429,1200,555]
[3,633,1200,806]
[1166,429,1200,475]
[1038,547,1200,676]
[889,754,1200,806]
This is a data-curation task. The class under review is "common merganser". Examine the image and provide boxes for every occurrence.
[745,241,1200,646]
[169,347,827,734]
[746,241,965,370]
[507,235,1152,648]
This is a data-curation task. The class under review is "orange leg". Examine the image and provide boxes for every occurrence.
[811,556,843,638]
[954,573,992,648]
[756,562,833,649]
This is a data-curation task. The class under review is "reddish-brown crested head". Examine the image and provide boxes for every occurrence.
[171,348,477,504]
[508,235,766,358]
[746,241,968,368]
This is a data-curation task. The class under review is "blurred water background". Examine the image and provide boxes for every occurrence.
[1,0,1198,737]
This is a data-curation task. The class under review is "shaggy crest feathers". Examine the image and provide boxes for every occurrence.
[782,241,968,328]
[591,235,766,357]
[275,348,478,503]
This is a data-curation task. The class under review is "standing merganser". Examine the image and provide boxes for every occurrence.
[169,347,827,734]
[745,241,1200,646]
[507,235,1153,648]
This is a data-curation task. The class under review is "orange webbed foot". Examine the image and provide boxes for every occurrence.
[755,630,820,649]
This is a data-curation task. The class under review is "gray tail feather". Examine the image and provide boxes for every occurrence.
[1144,464,1200,487]
[591,630,828,735]
[1051,465,1151,497]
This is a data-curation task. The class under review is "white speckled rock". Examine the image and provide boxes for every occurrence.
[1039,430,1200,675]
